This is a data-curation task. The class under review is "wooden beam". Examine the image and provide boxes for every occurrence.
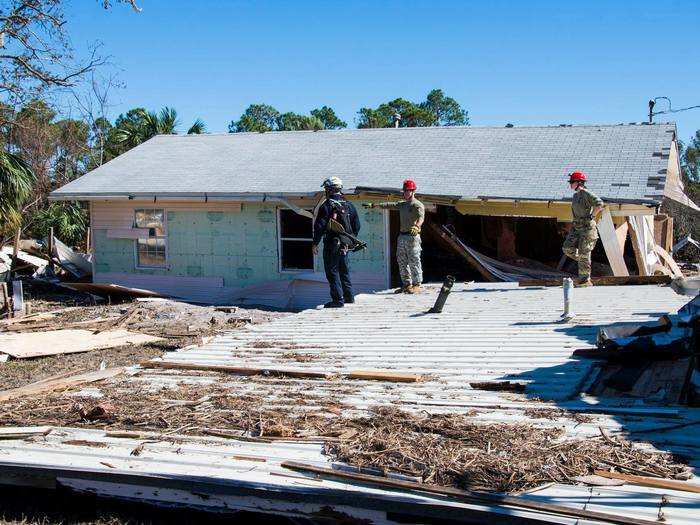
[455,200,655,220]
[142,361,334,379]
[597,209,629,276]
[518,275,671,287]
[593,470,700,494]
[627,217,649,276]
[281,461,661,525]
[143,361,425,383]
[614,220,628,254]
[654,245,683,278]
[0,367,125,402]
[348,371,423,383]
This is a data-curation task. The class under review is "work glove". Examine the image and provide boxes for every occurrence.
[362,202,374,209]
[408,226,420,236]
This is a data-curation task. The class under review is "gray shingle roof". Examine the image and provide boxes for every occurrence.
[52,123,676,204]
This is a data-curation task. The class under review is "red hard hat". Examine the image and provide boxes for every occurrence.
[568,171,586,183]
[403,179,417,191]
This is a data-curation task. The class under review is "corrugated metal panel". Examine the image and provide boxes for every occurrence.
[158,283,689,401]
[1,427,698,524]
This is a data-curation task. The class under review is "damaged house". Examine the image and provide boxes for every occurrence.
[51,123,698,308]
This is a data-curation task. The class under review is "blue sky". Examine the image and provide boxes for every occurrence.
[66,0,700,142]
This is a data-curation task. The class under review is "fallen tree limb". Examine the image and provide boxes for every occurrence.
[281,461,661,525]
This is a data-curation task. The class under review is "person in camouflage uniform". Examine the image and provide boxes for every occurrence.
[364,179,424,294]
[563,171,605,287]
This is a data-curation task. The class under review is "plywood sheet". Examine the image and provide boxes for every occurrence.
[0,329,162,359]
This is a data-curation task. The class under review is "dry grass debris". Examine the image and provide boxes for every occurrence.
[326,407,689,492]
[0,379,688,493]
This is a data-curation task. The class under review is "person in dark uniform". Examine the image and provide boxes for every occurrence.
[312,177,361,308]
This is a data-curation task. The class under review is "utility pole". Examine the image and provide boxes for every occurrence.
[648,99,655,124]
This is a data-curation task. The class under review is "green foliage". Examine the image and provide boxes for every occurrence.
[310,106,347,129]
[278,113,324,131]
[114,106,180,147]
[357,89,468,128]
[230,104,345,132]
[31,202,88,247]
[0,151,35,237]
[229,104,281,132]
[421,89,469,126]
[187,119,206,134]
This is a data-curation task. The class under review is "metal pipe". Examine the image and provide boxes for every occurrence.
[561,277,574,320]
[428,275,456,314]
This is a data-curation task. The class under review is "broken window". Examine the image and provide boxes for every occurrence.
[278,208,314,271]
[134,209,167,268]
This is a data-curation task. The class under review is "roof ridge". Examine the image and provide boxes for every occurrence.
[159,122,676,138]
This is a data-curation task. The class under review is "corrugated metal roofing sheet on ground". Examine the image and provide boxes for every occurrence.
[52,123,675,204]
[1,283,699,523]
[158,282,689,402]
[0,426,698,525]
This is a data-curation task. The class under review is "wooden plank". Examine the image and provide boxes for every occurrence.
[0,427,52,440]
[593,470,700,494]
[653,245,683,278]
[627,217,649,276]
[597,209,629,276]
[347,370,423,383]
[0,329,162,358]
[142,361,335,379]
[614,220,628,254]
[143,361,424,383]
[281,461,661,525]
[0,367,125,402]
[519,275,671,287]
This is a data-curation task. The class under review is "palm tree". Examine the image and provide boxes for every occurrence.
[0,150,35,239]
[187,118,206,134]
[116,107,203,147]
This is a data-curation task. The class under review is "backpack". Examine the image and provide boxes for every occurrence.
[327,197,354,235]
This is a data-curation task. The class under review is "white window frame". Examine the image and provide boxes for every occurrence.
[277,207,315,273]
[133,208,168,270]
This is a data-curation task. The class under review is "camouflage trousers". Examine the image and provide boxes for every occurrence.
[397,234,422,286]
[562,225,598,279]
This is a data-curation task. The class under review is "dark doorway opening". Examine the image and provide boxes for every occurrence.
[389,205,621,284]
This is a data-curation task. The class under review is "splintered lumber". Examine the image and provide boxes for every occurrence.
[519,275,671,287]
[142,361,334,379]
[347,370,423,383]
[0,367,125,402]
[654,245,683,278]
[281,461,660,525]
[594,470,700,494]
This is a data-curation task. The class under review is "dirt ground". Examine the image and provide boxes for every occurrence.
[0,280,289,391]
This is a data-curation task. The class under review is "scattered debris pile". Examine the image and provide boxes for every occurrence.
[0,376,690,494]
[576,295,699,402]
[326,407,691,493]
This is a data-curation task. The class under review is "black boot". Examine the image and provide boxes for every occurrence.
[344,295,355,304]
[324,301,344,308]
